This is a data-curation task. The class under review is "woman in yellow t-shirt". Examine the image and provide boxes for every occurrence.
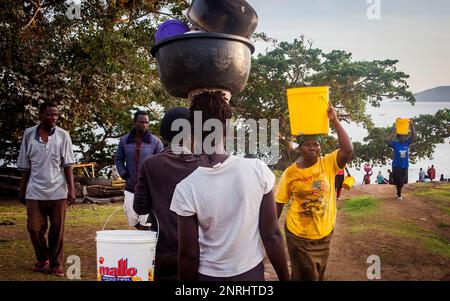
[276,103,353,281]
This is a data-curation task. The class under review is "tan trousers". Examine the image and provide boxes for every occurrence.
[26,199,67,270]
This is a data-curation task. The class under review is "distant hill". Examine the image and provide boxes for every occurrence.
[413,86,450,102]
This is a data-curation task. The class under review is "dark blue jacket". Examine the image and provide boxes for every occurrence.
[115,129,163,192]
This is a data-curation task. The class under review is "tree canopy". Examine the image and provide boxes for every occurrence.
[0,0,188,171]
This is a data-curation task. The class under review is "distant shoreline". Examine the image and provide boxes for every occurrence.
[389,86,450,103]
[391,99,450,103]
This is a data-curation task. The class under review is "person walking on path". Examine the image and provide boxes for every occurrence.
[17,102,76,277]
[275,102,353,281]
[170,91,289,281]
[387,119,416,201]
[133,107,221,281]
[363,170,373,185]
[335,169,345,200]
[115,110,163,230]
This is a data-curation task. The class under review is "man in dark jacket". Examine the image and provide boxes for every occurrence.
[115,110,163,229]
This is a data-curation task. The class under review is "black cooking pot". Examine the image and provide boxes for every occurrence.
[186,0,258,39]
[151,32,255,98]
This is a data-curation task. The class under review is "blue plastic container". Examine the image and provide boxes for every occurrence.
[155,20,190,43]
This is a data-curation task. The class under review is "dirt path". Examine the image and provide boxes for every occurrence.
[266,183,450,281]
[338,184,450,281]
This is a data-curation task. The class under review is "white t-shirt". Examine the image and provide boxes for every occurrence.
[170,155,275,277]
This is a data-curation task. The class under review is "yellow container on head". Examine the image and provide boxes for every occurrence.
[287,86,329,136]
[395,118,410,135]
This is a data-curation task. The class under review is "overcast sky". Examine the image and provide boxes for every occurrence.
[247,0,450,93]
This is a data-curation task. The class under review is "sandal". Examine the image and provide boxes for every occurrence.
[33,260,49,272]
[51,269,65,277]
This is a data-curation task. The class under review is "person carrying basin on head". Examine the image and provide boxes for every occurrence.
[275,102,353,281]
[115,110,163,230]
[170,90,289,281]
[363,170,373,185]
[362,164,373,185]
[133,106,228,281]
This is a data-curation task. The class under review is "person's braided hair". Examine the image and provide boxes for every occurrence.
[189,91,233,141]
[189,91,232,124]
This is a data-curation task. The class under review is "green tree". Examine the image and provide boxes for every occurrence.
[0,0,188,171]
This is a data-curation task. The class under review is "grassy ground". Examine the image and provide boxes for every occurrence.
[413,183,450,215]
[339,185,450,258]
[338,196,382,235]
[0,201,130,281]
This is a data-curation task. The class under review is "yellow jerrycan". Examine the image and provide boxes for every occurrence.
[395,118,410,135]
[287,86,329,136]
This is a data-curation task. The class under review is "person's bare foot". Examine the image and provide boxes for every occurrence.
[51,269,65,277]
[32,260,49,272]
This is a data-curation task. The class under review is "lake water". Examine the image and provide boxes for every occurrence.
[345,102,450,184]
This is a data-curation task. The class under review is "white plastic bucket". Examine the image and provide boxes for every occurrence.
[96,230,157,281]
